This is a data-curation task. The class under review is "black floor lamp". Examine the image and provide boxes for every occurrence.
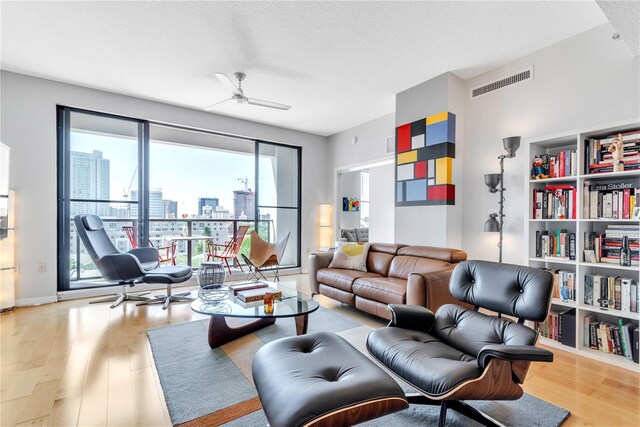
[484,136,521,263]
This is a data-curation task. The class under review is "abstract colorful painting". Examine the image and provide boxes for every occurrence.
[395,111,456,206]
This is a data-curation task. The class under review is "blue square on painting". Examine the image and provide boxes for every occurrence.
[397,182,404,202]
[426,117,456,146]
[406,179,427,201]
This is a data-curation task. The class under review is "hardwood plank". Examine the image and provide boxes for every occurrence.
[0,275,638,427]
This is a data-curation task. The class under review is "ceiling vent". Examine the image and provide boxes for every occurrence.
[470,67,533,99]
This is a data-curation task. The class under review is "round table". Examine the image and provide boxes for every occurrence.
[191,285,319,348]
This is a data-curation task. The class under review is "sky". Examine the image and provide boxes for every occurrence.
[70,131,277,216]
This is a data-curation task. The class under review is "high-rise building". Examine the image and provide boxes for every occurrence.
[70,150,110,216]
[198,197,219,216]
[130,189,164,218]
[233,190,255,219]
[163,200,178,218]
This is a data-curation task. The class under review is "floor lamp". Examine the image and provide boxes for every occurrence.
[483,136,521,263]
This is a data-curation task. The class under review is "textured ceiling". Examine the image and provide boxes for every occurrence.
[596,0,640,56]
[1,1,609,136]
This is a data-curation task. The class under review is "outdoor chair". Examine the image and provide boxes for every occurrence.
[75,215,193,309]
[241,230,290,282]
[123,225,177,265]
[205,225,250,274]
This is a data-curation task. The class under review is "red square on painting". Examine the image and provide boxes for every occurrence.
[415,161,426,178]
[428,185,455,201]
[397,124,411,153]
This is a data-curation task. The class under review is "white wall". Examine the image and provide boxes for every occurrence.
[368,163,395,243]
[0,71,327,305]
[462,23,640,264]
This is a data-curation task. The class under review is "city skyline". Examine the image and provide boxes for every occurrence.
[70,131,277,217]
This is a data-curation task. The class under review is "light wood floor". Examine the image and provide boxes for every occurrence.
[1,274,639,427]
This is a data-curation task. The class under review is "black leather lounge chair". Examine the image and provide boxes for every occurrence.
[367,260,555,427]
[74,215,193,308]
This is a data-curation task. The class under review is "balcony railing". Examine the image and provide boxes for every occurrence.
[69,218,273,284]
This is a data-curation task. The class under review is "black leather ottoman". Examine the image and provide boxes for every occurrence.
[252,332,408,427]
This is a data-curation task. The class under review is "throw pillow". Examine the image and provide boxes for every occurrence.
[340,229,357,242]
[328,242,370,272]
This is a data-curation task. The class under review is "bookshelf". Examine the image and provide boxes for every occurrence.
[525,119,640,372]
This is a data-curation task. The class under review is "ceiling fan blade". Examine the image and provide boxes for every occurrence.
[247,97,291,110]
[215,73,242,95]
[203,98,232,110]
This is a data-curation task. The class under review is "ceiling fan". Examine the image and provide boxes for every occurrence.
[204,72,291,111]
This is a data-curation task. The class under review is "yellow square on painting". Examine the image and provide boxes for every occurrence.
[435,157,452,184]
[397,150,417,164]
[426,111,449,125]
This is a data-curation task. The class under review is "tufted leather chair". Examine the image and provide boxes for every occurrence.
[366,260,555,427]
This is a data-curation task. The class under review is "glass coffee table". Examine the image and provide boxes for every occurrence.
[191,284,319,348]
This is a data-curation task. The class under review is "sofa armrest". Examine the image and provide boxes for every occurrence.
[477,344,554,370]
[407,266,463,311]
[308,252,334,295]
[387,304,435,333]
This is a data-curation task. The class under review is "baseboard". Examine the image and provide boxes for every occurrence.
[16,295,59,307]
[57,281,188,301]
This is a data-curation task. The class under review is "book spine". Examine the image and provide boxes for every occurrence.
[559,151,566,177]
[569,233,576,260]
[623,188,631,219]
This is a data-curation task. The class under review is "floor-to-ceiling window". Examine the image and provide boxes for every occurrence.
[57,107,301,291]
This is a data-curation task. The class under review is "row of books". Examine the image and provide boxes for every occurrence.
[585,130,640,174]
[538,309,575,347]
[535,229,576,260]
[550,270,576,301]
[533,151,577,178]
[584,229,639,266]
[532,185,576,219]
[584,275,638,312]
[583,314,639,363]
[582,179,639,219]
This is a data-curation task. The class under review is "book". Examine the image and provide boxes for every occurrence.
[633,327,639,363]
[229,281,269,295]
[559,309,576,348]
[236,287,282,302]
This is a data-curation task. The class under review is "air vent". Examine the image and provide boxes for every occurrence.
[385,135,395,154]
[470,67,533,99]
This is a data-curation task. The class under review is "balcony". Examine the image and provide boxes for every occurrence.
[69,217,274,288]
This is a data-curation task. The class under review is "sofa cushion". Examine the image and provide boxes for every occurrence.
[340,228,357,242]
[317,268,381,293]
[367,251,395,276]
[355,227,369,242]
[398,246,467,263]
[388,256,451,280]
[353,276,406,304]
[369,243,406,255]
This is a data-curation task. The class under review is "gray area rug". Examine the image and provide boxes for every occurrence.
[224,393,569,427]
[147,307,570,427]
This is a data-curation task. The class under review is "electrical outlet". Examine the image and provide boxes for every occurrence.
[37,262,46,273]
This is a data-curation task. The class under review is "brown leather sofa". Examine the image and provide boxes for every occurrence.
[308,243,467,319]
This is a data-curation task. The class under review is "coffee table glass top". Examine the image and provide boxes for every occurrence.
[191,282,319,319]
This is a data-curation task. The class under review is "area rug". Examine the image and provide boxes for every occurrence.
[147,307,570,427]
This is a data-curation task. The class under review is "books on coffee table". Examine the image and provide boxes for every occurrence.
[236,287,282,303]
[229,281,269,295]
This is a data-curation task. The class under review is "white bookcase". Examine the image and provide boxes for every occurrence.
[525,119,640,371]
